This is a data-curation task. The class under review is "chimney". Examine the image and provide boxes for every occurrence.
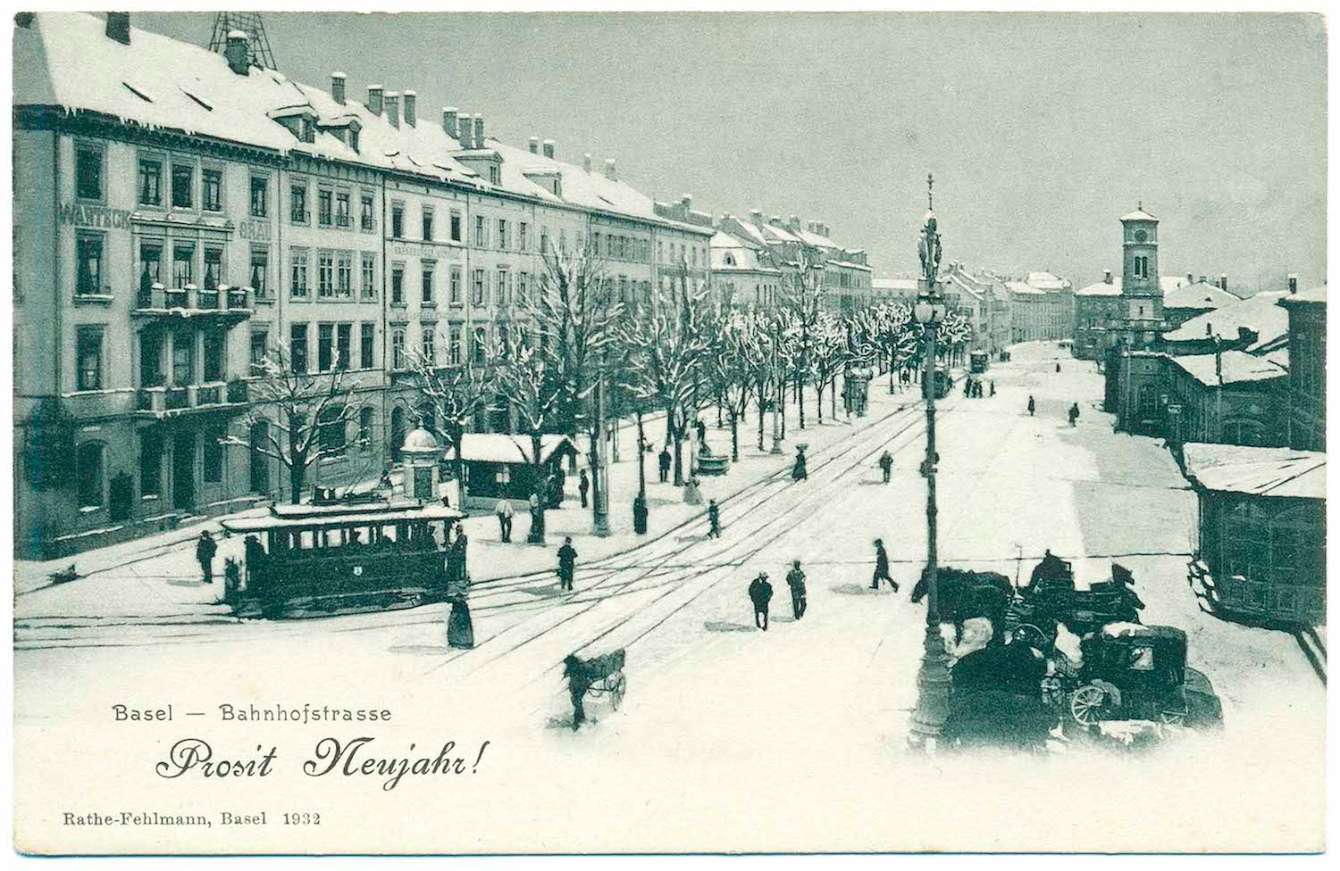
[1186,272,1193,285]
[330,72,346,105]
[385,91,400,128]
[1199,274,1207,285]
[1288,273,1299,294]
[583,153,592,172]
[769,215,782,226]
[542,139,555,159]
[749,209,764,225]
[681,193,693,211]
[528,137,540,154]
[1206,322,1213,336]
[443,107,459,138]
[1219,273,1228,291]
[1103,270,1113,284]
[788,214,801,231]
[367,85,384,116]
[402,90,416,126]
[604,158,617,181]
[1214,339,1223,385]
[473,114,485,149]
[224,30,250,75]
[105,12,130,45]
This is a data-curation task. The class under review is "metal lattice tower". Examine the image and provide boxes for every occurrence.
[208,12,278,70]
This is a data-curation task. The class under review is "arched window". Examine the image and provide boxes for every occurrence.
[318,404,347,457]
[359,407,375,448]
[723,253,736,267]
[76,441,105,509]
[390,406,406,462]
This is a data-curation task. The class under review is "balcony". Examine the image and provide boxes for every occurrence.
[132,380,251,419]
[133,283,253,323]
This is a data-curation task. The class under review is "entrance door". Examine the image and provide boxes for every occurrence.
[172,430,196,510]
[249,420,270,493]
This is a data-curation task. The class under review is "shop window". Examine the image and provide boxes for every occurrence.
[76,442,105,509]
[140,431,163,497]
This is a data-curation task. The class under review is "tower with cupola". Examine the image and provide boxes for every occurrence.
[1117,204,1163,350]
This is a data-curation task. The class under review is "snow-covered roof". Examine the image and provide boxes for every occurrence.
[1163,281,1240,311]
[1006,280,1042,296]
[1279,286,1328,306]
[872,278,919,294]
[1074,274,1191,298]
[221,501,462,532]
[456,434,580,465]
[1182,443,1326,500]
[1120,207,1158,222]
[710,231,777,273]
[1163,291,1290,352]
[1167,349,1288,387]
[1026,271,1070,291]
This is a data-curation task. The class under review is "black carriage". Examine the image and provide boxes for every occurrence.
[564,649,627,729]
[221,498,462,618]
[1006,559,1144,649]
[1063,623,1223,729]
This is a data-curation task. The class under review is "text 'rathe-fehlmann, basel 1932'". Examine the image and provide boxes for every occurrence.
[152,737,493,791]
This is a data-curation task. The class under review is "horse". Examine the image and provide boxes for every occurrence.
[912,567,1014,641]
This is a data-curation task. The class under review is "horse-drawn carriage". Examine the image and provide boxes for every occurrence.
[1006,556,1145,649]
[564,649,627,729]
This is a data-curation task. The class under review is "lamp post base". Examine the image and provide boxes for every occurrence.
[908,619,952,749]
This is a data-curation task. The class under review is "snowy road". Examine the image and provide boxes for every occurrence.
[12,342,1325,853]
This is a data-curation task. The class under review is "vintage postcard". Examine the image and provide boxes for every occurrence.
[8,6,1328,856]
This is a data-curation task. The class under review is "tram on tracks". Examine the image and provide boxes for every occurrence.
[221,497,463,618]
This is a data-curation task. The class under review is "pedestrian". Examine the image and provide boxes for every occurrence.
[658,446,672,483]
[695,417,707,443]
[1056,362,1062,373]
[791,446,808,481]
[989,380,996,397]
[563,655,591,730]
[453,528,470,581]
[578,469,590,508]
[963,378,973,398]
[748,572,774,631]
[557,536,578,591]
[870,538,898,591]
[195,530,218,584]
[878,450,894,484]
[786,560,808,619]
[495,498,514,543]
[527,490,543,543]
[707,499,721,538]
[1068,402,1080,427]
[1027,395,1036,417]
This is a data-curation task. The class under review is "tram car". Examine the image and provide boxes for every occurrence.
[221,497,463,618]
[969,350,990,374]
[922,365,952,399]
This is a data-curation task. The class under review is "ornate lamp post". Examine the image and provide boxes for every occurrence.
[909,173,952,748]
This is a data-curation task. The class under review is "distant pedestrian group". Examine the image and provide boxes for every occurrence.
[745,559,810,632]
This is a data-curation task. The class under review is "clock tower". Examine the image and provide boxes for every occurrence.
[1117,204,1163,350]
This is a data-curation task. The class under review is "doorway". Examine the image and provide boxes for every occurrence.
[172,430,195,510]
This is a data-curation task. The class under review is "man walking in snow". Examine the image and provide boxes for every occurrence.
[748,572,774,631]
[658,446,672,483]
[878,450,894,484]
[870,538,898,591]
[557,537,578,591]
[578,469,590,508]
[1068,402,1080,427]
[195,530,218,584]
[1027,395,1036,417]
[495,498,514,543]
[786,560,808,619]
[707,499,721,539]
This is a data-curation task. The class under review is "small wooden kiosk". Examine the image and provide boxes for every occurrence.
[457,434,581,510]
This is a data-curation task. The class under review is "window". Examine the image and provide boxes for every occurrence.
[140,328,163,386]
[335,192,351,228]
[318,251,335,297]
[594,232,602,255]
[76,442,105,509]
[140,431,163,497]
[336,324,352,371]
[358,407,374,447]
[361,253,376,300]
[517,272,528,307]
[488,165,500,186]
[472,269,486,306]
[360,194,374,232]
[318,323,334,372]
[318,189,333,227]
[172,334,194,386]
[449,266,462,304]
[250,328,268,374]
[540,227,549,253]
[290,182,308,223]
[138,158,162,206]
[138,242,163,301]
[249,247,269,298]
[497,219,508,250]
[203,424,225,484]
[202,168,223,212]
[391,263,405,305]
[519,222,529,252]
[360,323,374,369]
[202,330,225,382]
[337,252,353,298]
[391,328,406,370]
[474,215,487,247]
[421,327,436,364]
[449,325,462,365]
[559,229,567,253]
[75,233,105,297]
[391,202,404,238]
[421,262,435,304]
[75,327,104,391]
[172,241,195,287]
[422,207,434,241]
[290,249,309,298]
[203,246,223,291]
[319,405,347,457]
[497,268,509,306]
[472,326,488,365]
[171,163,194,208]
[250,175,268,217]
[76,144,104,201]
[450,210,462,242]
[290,324,308,373]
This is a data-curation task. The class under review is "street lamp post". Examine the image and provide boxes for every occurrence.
[908,173,952,748]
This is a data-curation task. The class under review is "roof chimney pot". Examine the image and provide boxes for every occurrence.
[402,90,416,126]
[604,158,617,181]
[1103,269,1113,284]
[330,72,346,105]
[473,115,485,149]
[1219,273,1228,291]
[384,91,400,128]
[528,137,540,154]
[1288,273,1299,294]
[583,153,592,172]
[367,85,384,116]
[224,30,250,75]
[542,139,555,159]
[443,107,459,139]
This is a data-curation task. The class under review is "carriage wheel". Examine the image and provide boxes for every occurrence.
[1070,684,1108,726]
[1158,707,1187,726]
[609,673,626,711]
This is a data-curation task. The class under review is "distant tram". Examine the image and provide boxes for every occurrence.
[221,498,463,618]
[969,350,990,374]
[922,365,952,399]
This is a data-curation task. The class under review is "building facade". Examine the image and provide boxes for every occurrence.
[1280,286,1326,451]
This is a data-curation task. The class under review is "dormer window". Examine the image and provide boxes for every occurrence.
[349,128,360,152]
[489,166,500,185]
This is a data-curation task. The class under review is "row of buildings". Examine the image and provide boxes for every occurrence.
[11,12,875,557]
[1074,206,1325,626]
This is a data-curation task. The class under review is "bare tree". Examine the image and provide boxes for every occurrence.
[781,252,826,429]
[403,348,493,499]
[489,327,562,542]
[222,343,360,504]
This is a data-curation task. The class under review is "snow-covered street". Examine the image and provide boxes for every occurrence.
[13,342,1324,853]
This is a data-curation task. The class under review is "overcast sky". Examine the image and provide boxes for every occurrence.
[137,11,1326,292]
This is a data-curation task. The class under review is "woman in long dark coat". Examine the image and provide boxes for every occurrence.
[445,526,474,649]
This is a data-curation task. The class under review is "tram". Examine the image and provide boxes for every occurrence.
[221,497,463,618]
